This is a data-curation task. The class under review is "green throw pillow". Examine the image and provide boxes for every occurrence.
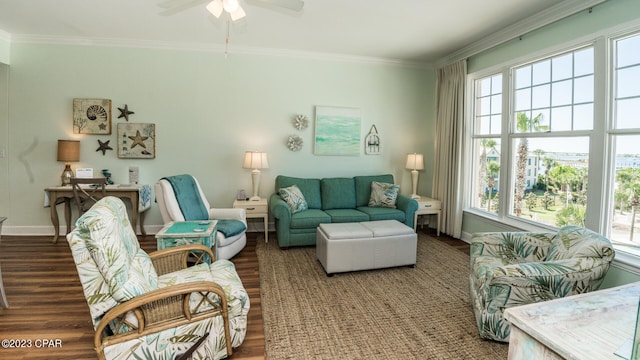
[368,181,399,208]
[279,185,309,214]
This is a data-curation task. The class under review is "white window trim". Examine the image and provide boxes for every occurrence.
[464,19,640,270]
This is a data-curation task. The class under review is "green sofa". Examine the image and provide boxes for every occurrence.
[269,174,418,248]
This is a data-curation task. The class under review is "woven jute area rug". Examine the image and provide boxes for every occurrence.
[257,232,508,359]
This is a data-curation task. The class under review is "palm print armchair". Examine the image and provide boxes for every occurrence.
[66,196,249,360]
[469,225,614,342]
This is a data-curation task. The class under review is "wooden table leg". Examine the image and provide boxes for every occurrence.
[50,193,60,244]
[139,210,146,236]
[0,217,6,307]
[63,198,71,235]
[129,193,138,236]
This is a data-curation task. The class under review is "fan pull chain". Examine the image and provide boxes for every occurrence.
[225,20,230,58]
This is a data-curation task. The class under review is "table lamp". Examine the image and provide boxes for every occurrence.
[405,153,424,199]
[243,151,269,201]
[57,140,80,186]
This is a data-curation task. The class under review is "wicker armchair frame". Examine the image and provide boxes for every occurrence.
[92,244,232,360]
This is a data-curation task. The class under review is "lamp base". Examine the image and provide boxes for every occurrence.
[250,169,261,202]
[61,164,73,186]
[410,194,421,199]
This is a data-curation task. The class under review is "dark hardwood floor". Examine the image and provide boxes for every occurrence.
[0,228,467,359]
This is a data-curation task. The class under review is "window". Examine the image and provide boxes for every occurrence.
[609,33,640,247]
[468,47,594,228]
[510,48,593,226]
[470,74,502,215]
[467,28,640,258]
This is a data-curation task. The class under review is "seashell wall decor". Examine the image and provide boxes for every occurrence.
[287,135,303,151]
[293,114,308,130]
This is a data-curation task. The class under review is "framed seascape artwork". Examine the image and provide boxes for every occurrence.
[117,123,156,159]
[314,106,361,156]
[73,98,112,134]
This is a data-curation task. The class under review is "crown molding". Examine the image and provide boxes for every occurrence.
[9,33,433,69]
[435,0,609,68]
[0,29,10,42]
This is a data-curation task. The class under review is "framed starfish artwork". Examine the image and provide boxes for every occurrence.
[73,98,112,134]
[117,123,155,159]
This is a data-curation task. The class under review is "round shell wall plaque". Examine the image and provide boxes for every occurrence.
[293,114,308,131]
[287,135,303,151]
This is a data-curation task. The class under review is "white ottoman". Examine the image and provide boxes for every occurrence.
[316,220,417,276]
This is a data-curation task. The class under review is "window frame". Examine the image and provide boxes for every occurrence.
[464,28,640,256]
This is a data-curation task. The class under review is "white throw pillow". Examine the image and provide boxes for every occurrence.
[368,181,399,208]
[278,185,309,214]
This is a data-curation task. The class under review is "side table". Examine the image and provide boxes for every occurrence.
[504,282,640,359]
[0,216,8,308]
[156,220,218,262]
[413,196,441,236]
[233,198,269,243]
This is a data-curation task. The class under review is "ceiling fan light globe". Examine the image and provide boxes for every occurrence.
[206,0,223,18]
[223,0,240,13]
[230,6,246,21]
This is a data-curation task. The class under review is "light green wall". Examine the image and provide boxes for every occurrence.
[4,43,435,234]
[463,0,640,288]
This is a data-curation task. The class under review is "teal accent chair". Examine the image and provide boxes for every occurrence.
[66,196,249,360]
[469,225,615,342]
[155,175,247,260]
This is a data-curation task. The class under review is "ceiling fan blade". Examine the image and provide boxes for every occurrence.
[230,6,247,21]
[206,0,223,17]
[250,0,304,12]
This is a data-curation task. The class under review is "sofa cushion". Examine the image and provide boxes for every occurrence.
[368,181,400,208]
[276,175,322,209]
[278,185,308,214]
[357,206,406,223]
[354,174,395,207]
[321,178,356,210]
[325,209,370,223]
[290,209,332,229]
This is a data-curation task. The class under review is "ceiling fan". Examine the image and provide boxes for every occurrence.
[158,0,304,20]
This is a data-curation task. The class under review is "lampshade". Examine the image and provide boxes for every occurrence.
[57,140,80,162]
[405,153,424,171]
[243,151,269,170]
[57,140,80,186]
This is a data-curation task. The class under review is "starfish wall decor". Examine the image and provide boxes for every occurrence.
[117,104,135,121]
[96,139,113,155]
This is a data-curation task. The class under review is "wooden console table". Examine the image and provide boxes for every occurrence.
[504,282,640,359]
[45,185,149,243]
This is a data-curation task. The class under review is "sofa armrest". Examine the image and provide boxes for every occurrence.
[150,244,216,275]
[95,281,230,358]
[209,208,246,223]
[269,193,291,221]
[476,257,611,302]
[470,231,556,264]
[396,194,418,228]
